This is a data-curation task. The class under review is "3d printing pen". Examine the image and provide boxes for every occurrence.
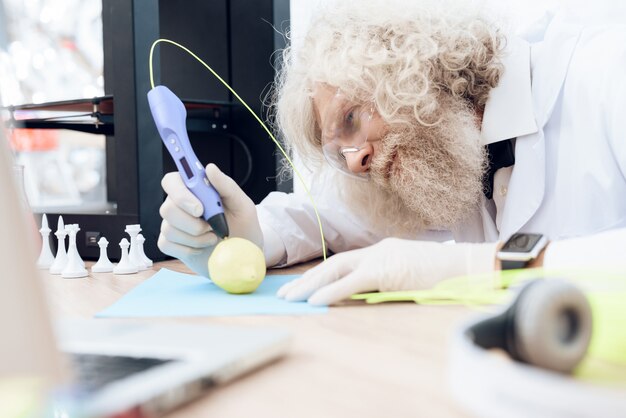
[147,85,229,239]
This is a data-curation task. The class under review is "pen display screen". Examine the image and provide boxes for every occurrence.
[179,157,194,179]
[500,233,543,252]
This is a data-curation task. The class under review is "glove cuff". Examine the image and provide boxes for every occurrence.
[260,223,287,267]
[464,242,498,275]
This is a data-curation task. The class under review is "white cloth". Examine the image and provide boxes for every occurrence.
[544,228,626,271]
[257,12,626,267]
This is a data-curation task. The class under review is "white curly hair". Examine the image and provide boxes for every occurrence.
[272,0,506,170]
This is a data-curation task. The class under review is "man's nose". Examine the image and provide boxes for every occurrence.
[344,143,374,174]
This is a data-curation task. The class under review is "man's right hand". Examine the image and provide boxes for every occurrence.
[158,163,264,277]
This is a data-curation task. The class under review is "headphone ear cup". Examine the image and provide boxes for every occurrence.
[512,279,592,373]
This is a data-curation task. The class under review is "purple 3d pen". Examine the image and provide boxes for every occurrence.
[147,85,229,239]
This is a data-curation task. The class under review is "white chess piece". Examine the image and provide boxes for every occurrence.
[113,238,139,275]
[36,214,55,269]
[137,234,153,269]
[66,224,85,269]
[49,216,68,275]
[134,234,148,271]
[125,224,142,270]
[62,225,88,278]
[91,237,115,273]
[72,224,85,268]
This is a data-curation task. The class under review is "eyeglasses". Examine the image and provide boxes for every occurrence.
[320,90,374,180]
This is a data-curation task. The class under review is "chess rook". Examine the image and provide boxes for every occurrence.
[62,224,88,279]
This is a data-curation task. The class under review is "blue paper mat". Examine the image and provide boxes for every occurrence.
[96,268,327,317]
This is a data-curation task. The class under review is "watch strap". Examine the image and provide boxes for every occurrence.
[500,260,528,270]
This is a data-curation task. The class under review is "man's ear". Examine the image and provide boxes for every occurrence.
[311,97,323,147]
[313,122,322,147]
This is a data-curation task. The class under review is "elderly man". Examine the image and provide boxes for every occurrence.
[158,1,626,305]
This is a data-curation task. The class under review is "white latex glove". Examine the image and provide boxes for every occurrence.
[158,163,263,277]
[277,238,498,306]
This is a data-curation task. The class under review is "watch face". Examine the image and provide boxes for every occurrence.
[500,233,544,253]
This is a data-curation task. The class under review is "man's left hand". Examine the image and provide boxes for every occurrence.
[276,238,498,305]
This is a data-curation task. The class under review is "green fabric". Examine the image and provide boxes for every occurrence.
[0,377,44,418]
[586,292,626,367]
[351,268,626,382]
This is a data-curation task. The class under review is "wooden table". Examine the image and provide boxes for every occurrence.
[44,260,474,418]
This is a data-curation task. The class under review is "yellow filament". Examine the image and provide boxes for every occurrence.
[149,39,327,260]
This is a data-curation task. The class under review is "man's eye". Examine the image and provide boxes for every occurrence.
[344,109,358,132]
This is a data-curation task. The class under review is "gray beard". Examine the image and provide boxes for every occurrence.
[335,99,487,235]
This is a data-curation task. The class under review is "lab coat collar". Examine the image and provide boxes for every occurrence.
[480,37,538,145]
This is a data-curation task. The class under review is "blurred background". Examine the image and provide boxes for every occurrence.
[0,0,106,214]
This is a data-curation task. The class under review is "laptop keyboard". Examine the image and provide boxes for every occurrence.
[70,353,176,393]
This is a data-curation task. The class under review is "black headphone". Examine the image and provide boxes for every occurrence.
[466,279,593,373]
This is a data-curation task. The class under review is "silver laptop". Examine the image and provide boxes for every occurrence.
[0,129,290,416]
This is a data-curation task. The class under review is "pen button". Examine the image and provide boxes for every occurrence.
[195,161,204,170]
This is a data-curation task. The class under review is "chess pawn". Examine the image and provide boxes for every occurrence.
[49,216,68,275]
[125,224,142,269]
[91,237,115,273]
[113,238,139,275]
[62,225,88,279]
[36,214,55,269]
[137,234,153,269]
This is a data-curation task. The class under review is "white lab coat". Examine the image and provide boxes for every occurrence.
[257,11,626,267]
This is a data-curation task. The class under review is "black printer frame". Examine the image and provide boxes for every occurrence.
[39,0,290,261]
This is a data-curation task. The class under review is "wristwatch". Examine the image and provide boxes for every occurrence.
[497,233,548,270]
